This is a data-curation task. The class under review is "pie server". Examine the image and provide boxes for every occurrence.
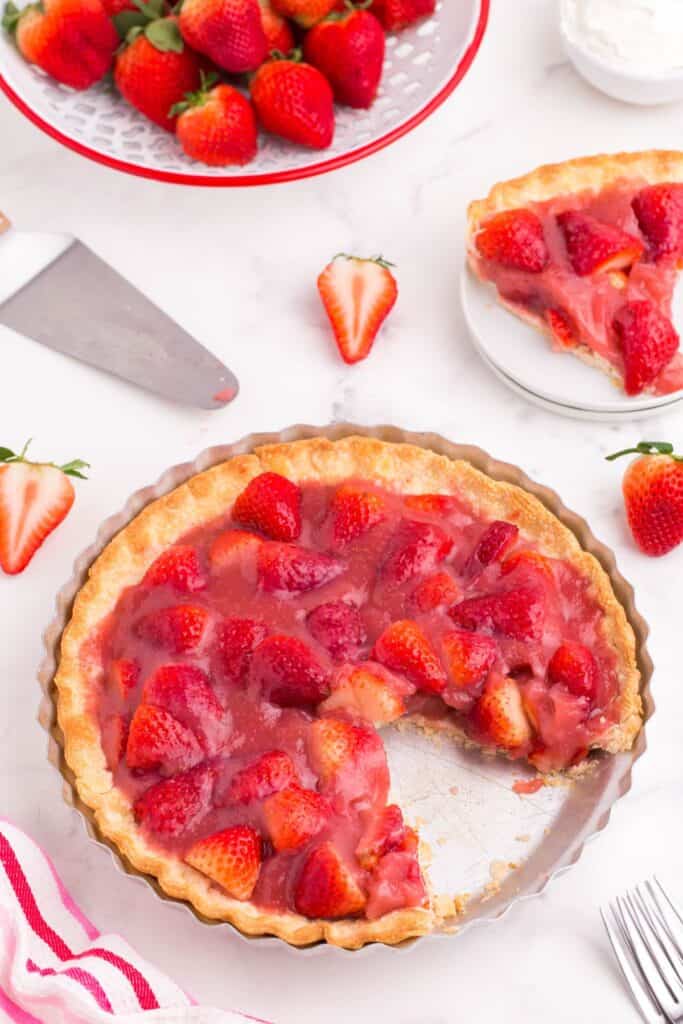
[0,212,239,410]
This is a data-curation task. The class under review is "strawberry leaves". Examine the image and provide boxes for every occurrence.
[0,440,90,477]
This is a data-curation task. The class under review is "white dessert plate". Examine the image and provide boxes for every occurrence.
[461,267,683,417]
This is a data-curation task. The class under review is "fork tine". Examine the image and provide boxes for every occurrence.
[635,883,683,989]
[618,893,679,1018]
[653,877,683,956]
[601,904,666,1024]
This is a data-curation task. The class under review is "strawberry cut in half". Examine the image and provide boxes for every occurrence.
[257,542,344,593]
[214,616,268,682]
[0,441,88,575]
[134,604,211,654]
[185,825,262,900]
[373,619,446,694]
[475,209,549,273]
[232,472,302,542]
[473,673,532,751]
[449,587,545,642]
[329,484,387,545]
[306,600,366,661]
[225,750,299,805]
[557,210,644,276]
[547,642,599,702]
[250,634,331,706]
[143,545,206,593]
[263,784,331,851]
[134,763,214,836]
[125,704,203,775]
[320,662,408,726]
[613,300,680,396]
[632,183,683,263]
[294,841,366,919]
[381,518,453,585]
[318,254,398,365]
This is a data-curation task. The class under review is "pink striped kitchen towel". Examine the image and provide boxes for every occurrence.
[0,820,270,1024]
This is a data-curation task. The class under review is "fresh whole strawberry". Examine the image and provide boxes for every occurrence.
[134,764,214,836]
[126,704,203,774]
[294,842,366,918]
[613,300,679,396]
[263,784,331,850]
[114,17,203,132]
[214,616,268,681]
[232,472,302,542]
[306,599,366,661]
[144,544,206,593]
[134,604,211,654]
[250,633,331,705]
[381,518,453,585]
[172,75,258,167]
[259,0,293,51]
[606,441,683,557]
[632,183,683,263]
[329,484,387,545]
[185,825,262,899]
[225,750,299,804]
[373,619,446,694]
[557,210,644,276]
[475,209,549,273]
[449,587,545,642]
[441,628,498,690]
[304,6,385,109]
[369,0,434,31]
[547,642,599,702]
[271,0,336,28]
[257,541,344,593]
[0,441,88,575]
[250,53,334,149]
[178,0,266,73]
[318,254,397,364]
[2,0,118,89]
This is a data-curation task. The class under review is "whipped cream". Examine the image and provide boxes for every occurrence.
[561,0,683,74]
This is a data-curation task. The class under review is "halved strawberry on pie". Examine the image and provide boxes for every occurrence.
[467,151,683,397]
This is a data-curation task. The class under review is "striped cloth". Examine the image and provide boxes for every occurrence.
[0,821,270,1024]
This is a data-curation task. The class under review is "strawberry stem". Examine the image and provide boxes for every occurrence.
[606,441,682,462]
[333,253,396,269]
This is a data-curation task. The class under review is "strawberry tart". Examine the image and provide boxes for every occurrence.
[467,151,683,397]
[55,437,642,947]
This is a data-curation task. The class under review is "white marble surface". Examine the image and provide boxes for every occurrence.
[1,1,682,1021]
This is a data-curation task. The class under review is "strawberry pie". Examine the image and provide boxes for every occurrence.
[467,151,683,396]
[55,437,642,947]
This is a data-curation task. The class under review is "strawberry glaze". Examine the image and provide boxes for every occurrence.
[92,480,622,920]
[472,180,683,395]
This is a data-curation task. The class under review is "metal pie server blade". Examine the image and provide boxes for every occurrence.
[0,229,239,410]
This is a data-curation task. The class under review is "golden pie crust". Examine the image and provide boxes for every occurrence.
[466,150,683,388]
[55,436,642,949]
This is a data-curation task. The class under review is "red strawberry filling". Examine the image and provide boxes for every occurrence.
[471,180,683,396]
[92,475,623,924]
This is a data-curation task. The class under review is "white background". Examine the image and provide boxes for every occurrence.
[1,1,682,1021]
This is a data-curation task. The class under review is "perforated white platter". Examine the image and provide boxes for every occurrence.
[0,0,488,185]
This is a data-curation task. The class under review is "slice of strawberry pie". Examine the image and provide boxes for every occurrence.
[467,151,683,396]
[55,437,642,948]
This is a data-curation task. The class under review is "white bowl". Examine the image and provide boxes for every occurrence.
[559,11,683,106]
[0,0,488,187]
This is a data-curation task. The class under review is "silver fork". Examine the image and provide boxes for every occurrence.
[602,878,683,1023]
